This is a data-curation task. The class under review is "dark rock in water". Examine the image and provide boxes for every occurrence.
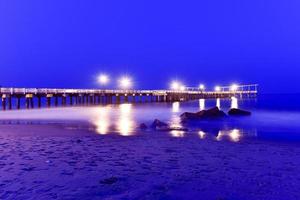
[156,126,189,132]
[180,112,200,120]
[197,107,227,118]
[169,127,189,131]
[181,107,227,121]
[228,108,251,116]
[151,119,168,129]
[100,177,118,185]
[140,123,148,130]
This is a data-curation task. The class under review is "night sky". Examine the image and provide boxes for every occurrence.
[0,1,300,93]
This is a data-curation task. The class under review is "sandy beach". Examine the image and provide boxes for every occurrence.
[1,124,300,200]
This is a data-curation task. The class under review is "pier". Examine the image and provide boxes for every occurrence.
[0,84,257,110]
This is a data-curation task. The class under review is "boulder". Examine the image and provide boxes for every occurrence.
[180,112,200,121]
[139,123,148,130]
[156,126,189,132]
[181,107,227,121]
[151,119,169,129]
[228,108,251,116]
[196,107,227,118]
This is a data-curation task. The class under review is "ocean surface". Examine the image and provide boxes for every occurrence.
[0,94,299,143]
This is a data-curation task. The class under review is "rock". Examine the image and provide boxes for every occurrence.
[180,112,200,121]
[156,126,188,132]
[151,119,168,129]
[197,107,227,118]
[180,107,227,121]
[228,108,251,116]
[169,127,189,131]
[140,123,148,130]
[100,177,118,185]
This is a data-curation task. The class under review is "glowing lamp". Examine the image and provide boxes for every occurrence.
[230,84,239,91]
[199,84,205,90]
[215,86,221,92]
[171,81,180,90]
[98,74,109,85]
[119,77,132,89]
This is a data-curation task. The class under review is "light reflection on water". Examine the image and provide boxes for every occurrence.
[216,98,221,109]
[199,99,205,111]
[216,129,242,142]
[170,102,184,137]
[93,104,135,136]
[231,97,238,109]
[172,102,180,113]
[170,130,185,137]
[198,131,206,139]
[117,104,135,136]
[94,106,111,135]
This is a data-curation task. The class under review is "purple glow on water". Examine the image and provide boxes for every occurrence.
[0,94,300,142]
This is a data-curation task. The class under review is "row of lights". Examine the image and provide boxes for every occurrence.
[98,74,132,89]
[98,74,239,91]
[171,81,239,92]
[171,81,206,91]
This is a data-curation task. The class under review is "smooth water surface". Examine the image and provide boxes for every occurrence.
[0,94,300,142]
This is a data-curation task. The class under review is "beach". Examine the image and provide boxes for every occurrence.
[1,124,300,200]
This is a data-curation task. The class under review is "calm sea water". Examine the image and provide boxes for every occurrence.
[0,94,300,142]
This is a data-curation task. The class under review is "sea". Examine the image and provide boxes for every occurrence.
[0,94,300,143]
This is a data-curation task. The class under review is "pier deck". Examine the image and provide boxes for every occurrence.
[0,84,258,110]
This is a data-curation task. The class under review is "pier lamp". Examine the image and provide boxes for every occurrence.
[119,77,132,89]
[171,81,180,90]
[180,85,186,91]
[230,84,239,91]
[215,86,221,92]
[199,84,205,91]
[98,74,109,85]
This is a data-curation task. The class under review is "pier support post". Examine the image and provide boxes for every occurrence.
[62,95,67,106]
[108,95,112,104]
[8,96,12,110]
[97,95,101,104]
[1,95,6,110]
[78,96,82,105]
[145,95,149,103]
[25,94,33,109]
[30,98,34,108]
[93,96,97,105]
[46,94,53,107]
[116,95,120,104]
[132,95,136,103]
[75,96,79,105]
[16,96,21,109]
[70,96,73,105]
[38,96,42,108]
[46,97,51,107]
[55,96,59,107]
[89,95,93,105]
[85,95,89,105]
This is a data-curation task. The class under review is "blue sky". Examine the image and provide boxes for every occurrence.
[0,0,300,93]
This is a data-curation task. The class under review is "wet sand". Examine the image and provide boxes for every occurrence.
[1,124,300,200]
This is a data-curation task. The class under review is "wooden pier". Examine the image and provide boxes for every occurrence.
[0,84,257,110]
